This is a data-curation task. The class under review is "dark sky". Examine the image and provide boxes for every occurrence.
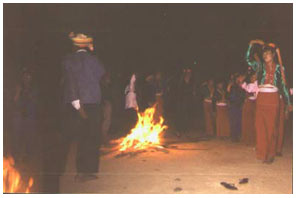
[4,3,293,89]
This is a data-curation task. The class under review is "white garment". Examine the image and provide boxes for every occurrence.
[216,102,227,106]
[241,80,258,94]
[76,49,87,53]
[125,92,138,110]
[125,74,138,110]
[241,80,259,98]
[258,86,278,93]
[248,96,257,100]
[258,84,278,93]
[204,98,212,103]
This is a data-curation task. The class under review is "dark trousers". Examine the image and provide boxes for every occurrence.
[229,106,242,141]
[203,101,215,136]
[60,104,102,174]
[177,97,192,133]
[12,112,38,159]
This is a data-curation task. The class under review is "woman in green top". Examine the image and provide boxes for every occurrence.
[246,39,291,107]
[246,39,292,164]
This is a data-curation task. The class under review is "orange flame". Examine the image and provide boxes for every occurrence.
[119,105,168,151]
[3,156,34,193]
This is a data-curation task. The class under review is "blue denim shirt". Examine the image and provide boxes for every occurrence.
[62,51,105,104]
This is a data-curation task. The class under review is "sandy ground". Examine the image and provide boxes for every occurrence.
[59,131,293,194]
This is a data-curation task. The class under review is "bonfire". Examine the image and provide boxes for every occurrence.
[119,104,168,152]
[3,156,34,193]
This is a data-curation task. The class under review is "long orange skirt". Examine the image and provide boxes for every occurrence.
[241,98,256,145]
[203,100,215,136]
[255,92,279,161]
[216,104,230,137]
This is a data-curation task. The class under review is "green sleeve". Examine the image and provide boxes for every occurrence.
[279,66,291,105]
[246,44,259,71]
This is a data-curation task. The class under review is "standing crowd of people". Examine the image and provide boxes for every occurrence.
[7,32,293,186]
[200,39,293,164]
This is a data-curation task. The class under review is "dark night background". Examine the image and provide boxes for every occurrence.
[2,4,293,193]
[3,3,293,135]
[4,4,293,83]
[3,2,293,138]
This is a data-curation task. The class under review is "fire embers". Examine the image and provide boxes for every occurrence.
[119,105,168,152]
[3,156,34,193]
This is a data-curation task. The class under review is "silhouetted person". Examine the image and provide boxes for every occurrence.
[61,32,105,182]
[176,68,195,136]
[214,80,230,138]
[227,74,245,142]
[12,68,39,162]
[246,39,292,163]
[153,71,165,122]
[122,73,139,136]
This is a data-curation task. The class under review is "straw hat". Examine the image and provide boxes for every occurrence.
[69,32,93,48]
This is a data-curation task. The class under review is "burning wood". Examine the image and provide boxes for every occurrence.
[3,156,34,193]
[118,104,168,152]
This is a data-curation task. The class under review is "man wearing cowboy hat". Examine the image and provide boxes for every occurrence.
[61,32,105,182]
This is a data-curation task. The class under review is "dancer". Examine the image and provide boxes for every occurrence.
[227,74,246,142]
[214,80,230,138]
[176,68,195,136]
[12,68,39,162]
[246,39,292,163]
[240,72,258,146]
